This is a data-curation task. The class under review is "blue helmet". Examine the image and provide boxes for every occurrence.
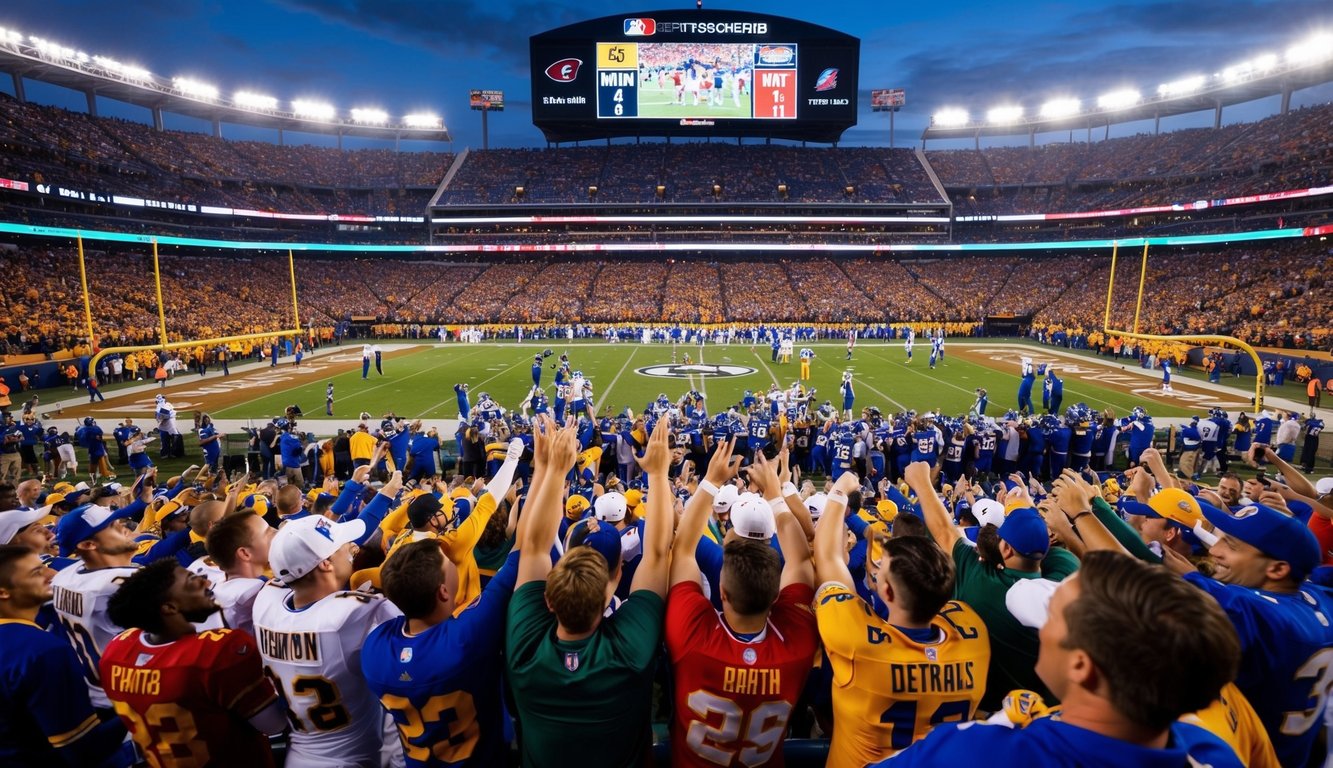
[1131,406,1147,420]
[82,417,95,427]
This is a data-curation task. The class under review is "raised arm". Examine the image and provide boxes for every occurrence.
[812,469,861,586]
[752,453,813,590]
[516,415,580,587]
[904,460,961,550]
[630,416,676,598]
[670,437,738,587]
[1051,470,1128,555]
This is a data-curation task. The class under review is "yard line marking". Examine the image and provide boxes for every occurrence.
[422,351,533,418]
[597,346,639,414]
[212,346,492,417]
[696,342,709,403]
[752,350,781,386]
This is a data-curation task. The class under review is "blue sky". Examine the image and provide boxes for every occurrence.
[1,0,1330,150]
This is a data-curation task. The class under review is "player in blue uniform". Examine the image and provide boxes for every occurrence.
[454,383,471,420]
[363,541,521,768]
[197,414,222,471]
[973,418,997,480]
[882,551,1244,768]
[910,418,939,469]
[531,355,543,388]
[1178,499,1333,766]
[971,387,989,416]
[746,410,772,460]
[929,335,943,369]
[1017,357,1036,415]
[830,426,857,481]
[1045,367,1063,415]
[940,420,968,482]
[1161,358,1174,392]
[840,372,856,420]
[1067,405,1095,472]
[1046,414,1071,477]
[1124,406,1154,466]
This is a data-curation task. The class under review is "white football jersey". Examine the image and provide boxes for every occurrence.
[50,562,137,708]
[252,583,402,768]
[211,575,266,636]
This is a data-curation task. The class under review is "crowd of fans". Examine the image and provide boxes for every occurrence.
[1,238,1327,359]
[1,352,1331,767]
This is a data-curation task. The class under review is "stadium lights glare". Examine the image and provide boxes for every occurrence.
[1157,75,1206,97]
[0,27,23,45]
[173,77,220,100]
[29,36,87,63]
[986,105,1024,125]
[292,99,336,120]
[1039,98,1080,119]
[93,56,151,82]
[1222,53,1278,82]
[1287,33,1333,64]
[932,108,969,127]
[1097,89,1141,110]
[404,113,444,129]
[234,91,279,110]
[350,107,390,125]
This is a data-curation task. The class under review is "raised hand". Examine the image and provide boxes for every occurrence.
[634,416,672,475]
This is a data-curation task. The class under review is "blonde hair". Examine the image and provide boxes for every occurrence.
[545,547,609,634]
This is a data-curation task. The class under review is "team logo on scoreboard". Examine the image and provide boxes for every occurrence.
[757,45,795,65]
[636,364,756,379]
[545,58,583,82]
[624,18,656,35]
[814,68,839,92]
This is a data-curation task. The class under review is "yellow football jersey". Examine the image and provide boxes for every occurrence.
[1181,682,1280,768]
[815,582,991,768]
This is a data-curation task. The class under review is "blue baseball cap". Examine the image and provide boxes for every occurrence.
[998,507,1050,561]
[56,503,135,556]
[566,519,622,570]
[1201,501,1321,581]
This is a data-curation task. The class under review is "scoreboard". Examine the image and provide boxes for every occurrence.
[532,10,858,143]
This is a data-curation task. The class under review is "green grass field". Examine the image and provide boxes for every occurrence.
[635,90,752,119]
[208,340,1233,423]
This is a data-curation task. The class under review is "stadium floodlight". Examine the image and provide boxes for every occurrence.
[403,112,444,129]
[931,108,969,127]
[93,56,152,82]
[1157,75,1206,97]
[293,99,336,120]
[173,77,220,100]
[986,105,1024,125]
[1287,33,1333,65]
[29,36,82,62]
[234,91,279,110]
[1039,98,1080,119]
[350,107,390,125]
[1097,89,1141,110]
[0,27,22,45]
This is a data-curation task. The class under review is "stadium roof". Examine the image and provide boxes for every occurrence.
[0,35,450,142]
[921,51,1333,143]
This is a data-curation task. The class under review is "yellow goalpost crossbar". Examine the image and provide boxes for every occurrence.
[82,236,303,373]
[1103,242,1265,412]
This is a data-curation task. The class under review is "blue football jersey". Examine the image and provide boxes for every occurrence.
[361,553,520,767]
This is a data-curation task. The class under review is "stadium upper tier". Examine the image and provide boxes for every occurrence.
[0,96,1330,221]
[2,240,1326,357]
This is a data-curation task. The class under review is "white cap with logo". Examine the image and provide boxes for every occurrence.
[729,494,776,541]
[269,515,365,585]
[594,492,628,523]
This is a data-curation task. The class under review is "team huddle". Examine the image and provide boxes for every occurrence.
[1,344,1331,768]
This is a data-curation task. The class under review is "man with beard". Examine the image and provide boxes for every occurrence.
[101,559,286,766]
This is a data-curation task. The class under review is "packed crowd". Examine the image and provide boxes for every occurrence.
[1,354,1331,767]
[2,238,1327,360]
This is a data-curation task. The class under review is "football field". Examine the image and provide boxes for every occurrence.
[160,339,1253,425]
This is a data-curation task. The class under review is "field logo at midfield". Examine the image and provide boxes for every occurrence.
[636,364,756,379]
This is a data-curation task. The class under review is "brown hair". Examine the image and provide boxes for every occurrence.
[1060,551,1239,731]
[381,540,445,620]
[545,547,609,634]
[720,540,781,616]
[883,536,955,624]
[205,513,262,571]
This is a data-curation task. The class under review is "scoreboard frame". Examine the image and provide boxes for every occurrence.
[531,10,859,143]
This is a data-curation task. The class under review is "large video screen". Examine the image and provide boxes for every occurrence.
[532,10,858,143]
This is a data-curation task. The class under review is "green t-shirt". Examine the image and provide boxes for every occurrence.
[506,581,665,767]
[951,538,1079,712]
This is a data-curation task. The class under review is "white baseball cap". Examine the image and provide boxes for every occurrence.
[973,498,1006,529]
[594,492,628,523]
[1316,478,1333,496]
[804,493,829,524]
[729,494,776,541]
[0,508,46,545]
[269,515,365,585]
[712,484,739,512]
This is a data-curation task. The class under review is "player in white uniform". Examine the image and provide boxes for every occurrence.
[253,515,402,768]
[905,328,915,363]
[202,510,275,636]
[50,503,145,708]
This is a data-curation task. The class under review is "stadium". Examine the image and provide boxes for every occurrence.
[0,4,1331,768]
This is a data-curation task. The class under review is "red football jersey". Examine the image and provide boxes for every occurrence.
[100,627,278,768]
[666,581,819,767]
